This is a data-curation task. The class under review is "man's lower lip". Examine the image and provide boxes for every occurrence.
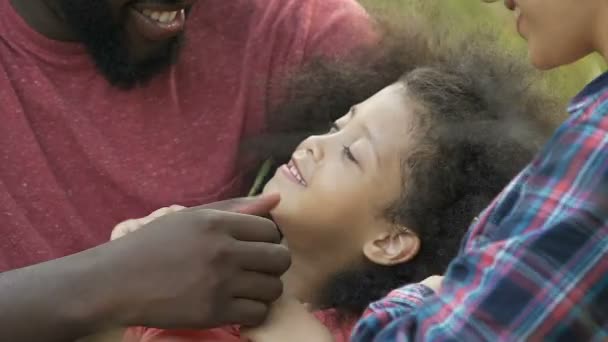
[128,7,186,41]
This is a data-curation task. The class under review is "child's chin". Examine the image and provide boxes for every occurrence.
[268,202,286,222]
[268,207,296,233]
[261,175,281,195]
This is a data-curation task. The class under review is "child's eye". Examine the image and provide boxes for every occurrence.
[342,145,358,163]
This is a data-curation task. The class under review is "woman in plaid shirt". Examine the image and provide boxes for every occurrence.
[351,0,608,340]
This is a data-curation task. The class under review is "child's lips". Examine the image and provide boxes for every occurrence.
[281,160,307,187]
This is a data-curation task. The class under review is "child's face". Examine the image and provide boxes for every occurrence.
[508,0,601,69]
[263,83,419,266]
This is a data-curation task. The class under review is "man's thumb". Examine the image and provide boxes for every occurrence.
[236,193,280,216]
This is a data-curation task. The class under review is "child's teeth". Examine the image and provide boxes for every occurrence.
[288,164,306,185]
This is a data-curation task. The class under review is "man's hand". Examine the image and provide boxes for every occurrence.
[110,195,280,240]
[0,194,289,342]
[100,194,290,329]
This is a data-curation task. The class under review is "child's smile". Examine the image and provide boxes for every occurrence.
[280,158,308,187]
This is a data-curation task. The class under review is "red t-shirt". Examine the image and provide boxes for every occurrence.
[0,0,374,271]
[123,310,355,342]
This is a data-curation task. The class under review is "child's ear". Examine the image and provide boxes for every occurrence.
[362,227,420,266]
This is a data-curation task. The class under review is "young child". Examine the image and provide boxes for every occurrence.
[113,25,554,342]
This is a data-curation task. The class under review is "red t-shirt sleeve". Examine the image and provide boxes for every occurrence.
[313,310,357,342]
[301,0,378,60]
[262,0,378,112]
[122,326,241,342]
[122,310,352,342]
[268,0,377,68]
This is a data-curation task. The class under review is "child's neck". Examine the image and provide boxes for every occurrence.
[280,240,335,309]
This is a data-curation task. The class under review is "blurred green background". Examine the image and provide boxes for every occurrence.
[359,0,606,124]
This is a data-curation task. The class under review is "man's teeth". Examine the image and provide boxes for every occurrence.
[288,164,306,185]
[141,9,179,24]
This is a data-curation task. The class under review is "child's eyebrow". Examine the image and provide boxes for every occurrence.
[350,106,373,143]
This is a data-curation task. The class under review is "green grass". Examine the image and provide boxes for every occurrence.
[359,0,606,111]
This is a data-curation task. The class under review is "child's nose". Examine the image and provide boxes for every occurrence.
[299,136,324,162]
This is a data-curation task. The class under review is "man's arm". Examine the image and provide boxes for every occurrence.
[0,246,124,341]
[352,106,608,340]
[0,196,291,342]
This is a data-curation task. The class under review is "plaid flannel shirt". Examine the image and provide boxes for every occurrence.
[351,72,608,341]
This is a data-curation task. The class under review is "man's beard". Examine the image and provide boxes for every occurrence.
[57,0,183,89]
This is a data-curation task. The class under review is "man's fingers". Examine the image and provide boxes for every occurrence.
[182,199,250,213]
[111,205,186,241]
[234,241,291,275]
[182,194,279,215]
[208,210,281,243]
[149,205,186,219]
[230,271,284,302]
[234,193,280,216]
[110,219,140,240]
[224,299,269,327]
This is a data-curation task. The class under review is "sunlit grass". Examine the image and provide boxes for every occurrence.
[359,0,605,108]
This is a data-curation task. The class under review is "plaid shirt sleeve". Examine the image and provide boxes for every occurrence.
[351,92,608,341]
